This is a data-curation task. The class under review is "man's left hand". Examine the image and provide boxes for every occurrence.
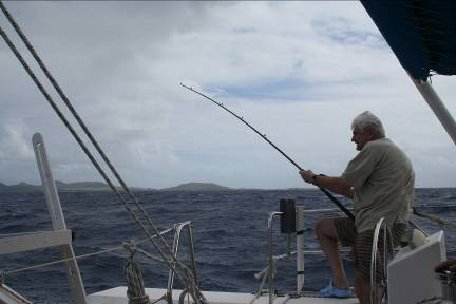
[299,170,314,184]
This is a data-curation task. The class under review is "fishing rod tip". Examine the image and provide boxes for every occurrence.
[180,82,193,90]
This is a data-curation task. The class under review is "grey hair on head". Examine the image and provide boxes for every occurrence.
[351,111,385,137]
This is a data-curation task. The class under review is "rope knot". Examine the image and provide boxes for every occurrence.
[124,241,149,304]
[123,241,138,259]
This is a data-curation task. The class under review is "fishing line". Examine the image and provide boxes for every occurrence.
[180,82,354,221]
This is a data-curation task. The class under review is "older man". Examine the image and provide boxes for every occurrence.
[300,111,414,304]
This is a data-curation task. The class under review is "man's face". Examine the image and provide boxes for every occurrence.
[351,127,373,151]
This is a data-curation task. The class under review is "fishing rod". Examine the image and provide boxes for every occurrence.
[180,82,354,221]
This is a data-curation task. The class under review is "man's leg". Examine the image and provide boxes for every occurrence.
[355,271,383,304]
[355,271,369,304]
[315,218,349,289]
[355,229,391,304]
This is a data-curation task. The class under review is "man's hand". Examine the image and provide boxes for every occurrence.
[299,170,315,184]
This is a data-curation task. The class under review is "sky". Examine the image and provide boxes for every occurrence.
[0,1,454,189]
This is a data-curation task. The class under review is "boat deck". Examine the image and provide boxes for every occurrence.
[87,287,358,304]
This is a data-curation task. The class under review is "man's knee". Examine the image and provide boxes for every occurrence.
[315,218,337,240]
[315,218,326,238]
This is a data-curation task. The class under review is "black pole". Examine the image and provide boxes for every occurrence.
[180,83,355,222]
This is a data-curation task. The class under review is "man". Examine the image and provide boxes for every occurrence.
[300,111,414,304]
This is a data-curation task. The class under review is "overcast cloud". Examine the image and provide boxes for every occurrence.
[0,1,454,189]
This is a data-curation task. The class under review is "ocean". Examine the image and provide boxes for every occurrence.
[1,188,456,303]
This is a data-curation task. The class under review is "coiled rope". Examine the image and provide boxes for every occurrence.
[129,246,206,304]
[124,242,150,304]
[0,2,205,302]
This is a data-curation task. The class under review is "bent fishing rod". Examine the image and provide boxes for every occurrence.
[180,82,354,221]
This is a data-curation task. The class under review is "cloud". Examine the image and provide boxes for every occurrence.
[0,1,454,189]
[0,119,34,160]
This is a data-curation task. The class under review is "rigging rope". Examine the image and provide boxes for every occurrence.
[0,3,204,302]
[0,1,166,256]
[0,0,173,258]
[180,82,355,221]
[413,208,456,229]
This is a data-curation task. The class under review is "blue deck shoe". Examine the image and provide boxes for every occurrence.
[319,280,351,298]
[319,280,335,294]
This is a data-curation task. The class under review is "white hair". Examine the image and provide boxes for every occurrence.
[351,111,385,137]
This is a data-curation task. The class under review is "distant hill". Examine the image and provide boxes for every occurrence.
[55,181,111,191]
[161,182,231,191]
[0,181,112,192]
[0,181,230,192]
[0,182,42,192]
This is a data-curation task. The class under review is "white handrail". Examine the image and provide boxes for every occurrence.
[32,133,86,304]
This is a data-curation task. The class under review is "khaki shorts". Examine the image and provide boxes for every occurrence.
[334,217,405,282]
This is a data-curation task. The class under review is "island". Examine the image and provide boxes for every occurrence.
[0,181,230,192]
[160,183,231,191]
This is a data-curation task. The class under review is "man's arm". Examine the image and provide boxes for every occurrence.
[300,170,354,199]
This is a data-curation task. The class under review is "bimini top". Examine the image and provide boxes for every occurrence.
[361,0,456,80]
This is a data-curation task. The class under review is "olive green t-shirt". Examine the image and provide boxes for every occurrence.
[341,138,415,232]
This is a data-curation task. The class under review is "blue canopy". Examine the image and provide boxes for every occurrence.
[361,0,456,80]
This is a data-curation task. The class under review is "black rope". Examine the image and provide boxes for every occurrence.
[180,83,354,221]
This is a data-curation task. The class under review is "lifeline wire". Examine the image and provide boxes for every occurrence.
[3,227,175,275]
[180,82,355,221]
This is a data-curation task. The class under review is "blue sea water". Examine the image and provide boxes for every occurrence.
[1,188,456,303]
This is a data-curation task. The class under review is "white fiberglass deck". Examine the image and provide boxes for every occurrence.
[87,287,358,304]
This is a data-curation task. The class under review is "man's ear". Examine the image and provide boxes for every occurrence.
[367,127,380,140]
